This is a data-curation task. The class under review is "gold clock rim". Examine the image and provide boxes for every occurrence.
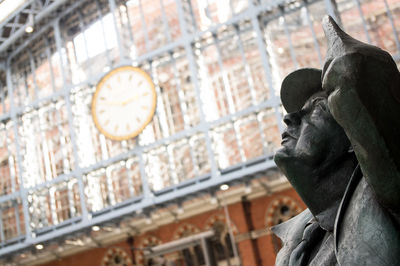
[91,65,157,141]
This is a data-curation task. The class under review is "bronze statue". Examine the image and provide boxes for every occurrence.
[272,16,400,265]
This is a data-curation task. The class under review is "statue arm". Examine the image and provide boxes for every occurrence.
[322,52,400,219]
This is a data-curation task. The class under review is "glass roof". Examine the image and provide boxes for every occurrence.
[0,0,28,25]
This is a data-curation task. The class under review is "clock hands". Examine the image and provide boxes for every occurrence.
[101,95,138,106]
[121,94,141,106]
[101,92,148,106]
[102,100,126,106]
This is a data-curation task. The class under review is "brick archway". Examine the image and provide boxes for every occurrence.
[204,213,238,235]
[102,247,133,266]
[172,223,201,239]
[135,235,162,266]
[265,196,303,228]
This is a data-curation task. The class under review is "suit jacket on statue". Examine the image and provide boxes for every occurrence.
[272,165,400,266]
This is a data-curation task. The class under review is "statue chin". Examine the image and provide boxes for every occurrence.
[274,144,297,167]
[273,147,296,178]
[273,147,287,168]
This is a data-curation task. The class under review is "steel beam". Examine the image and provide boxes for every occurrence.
[0,0,69,54]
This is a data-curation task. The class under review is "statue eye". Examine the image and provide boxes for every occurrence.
[317,102,328,112]
[311,97,324,105]
[311,98,327,111]
[310,102,328,120]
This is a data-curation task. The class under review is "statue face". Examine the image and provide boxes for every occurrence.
[274,92,350,179]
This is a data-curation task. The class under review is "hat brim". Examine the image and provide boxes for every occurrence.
[280,68,323,113]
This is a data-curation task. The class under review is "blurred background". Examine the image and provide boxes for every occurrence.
[0,0,398,265]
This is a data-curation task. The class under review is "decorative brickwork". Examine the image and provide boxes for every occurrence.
[135,235,162,266]
[101,247,133,266]
[265,196,303,228]
[172,223,201,239]
[204,213,238,235]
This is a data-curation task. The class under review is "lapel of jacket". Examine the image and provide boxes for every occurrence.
[272,209,313,243]
[271,209,313,266]
[334,164,363,251]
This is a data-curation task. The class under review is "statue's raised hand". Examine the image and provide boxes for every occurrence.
[321,16,400,219]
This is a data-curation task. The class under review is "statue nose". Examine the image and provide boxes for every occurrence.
[283,112,301,126]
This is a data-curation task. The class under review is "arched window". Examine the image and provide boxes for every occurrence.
[172,223,203,265]
[204,214,239,265]
[135,236,162,266]
[207,221,235,262]
[102,247,133,266]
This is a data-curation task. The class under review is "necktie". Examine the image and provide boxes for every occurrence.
[289,221,325,266]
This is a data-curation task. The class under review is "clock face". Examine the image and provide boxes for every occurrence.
[92,66,157,140]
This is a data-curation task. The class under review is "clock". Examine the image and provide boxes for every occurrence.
[91,66,157,141]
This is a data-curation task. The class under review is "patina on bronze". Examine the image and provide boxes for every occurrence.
[272,16,400,265]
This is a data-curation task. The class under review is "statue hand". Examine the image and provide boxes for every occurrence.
[321,53,364,124]
[322,53,363,96]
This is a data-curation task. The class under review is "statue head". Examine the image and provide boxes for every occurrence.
[274,68,351,191]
